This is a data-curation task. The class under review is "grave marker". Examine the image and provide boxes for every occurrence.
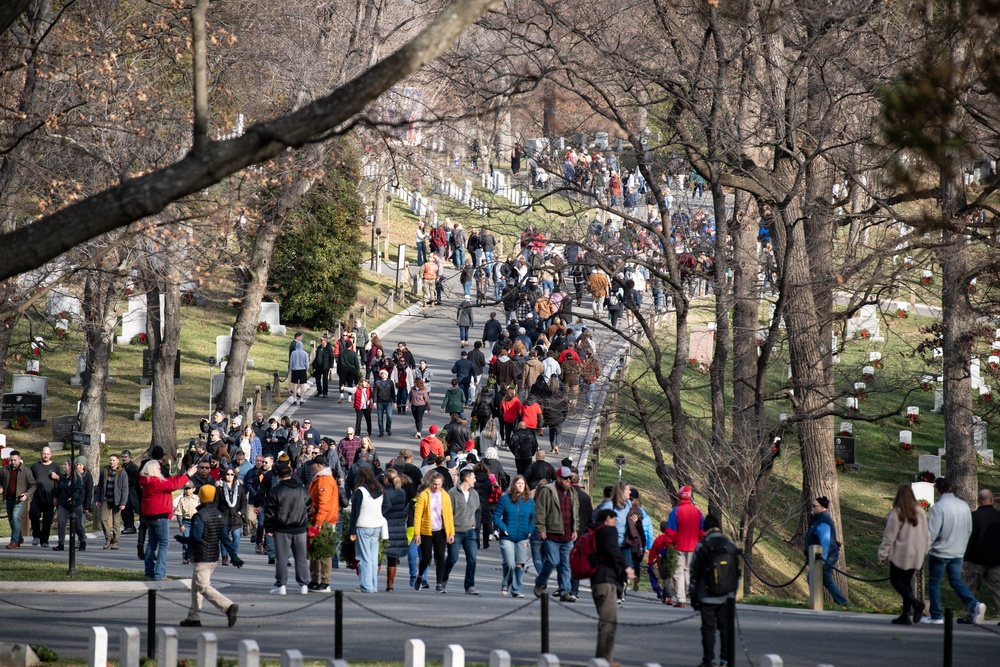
[971,357,982,390]
[834,435,856,465]
[11,374,48,402]
[259,303,287,336]
[918,454,942,480]
[900,431,912,445]
[911,481,935,508]
[216,335,232,363]
[50,415,76,450]
[933,388,944,412]
[141,350,182,384]
[134,388,153,421]
[2,393,43,422]
[688,327,714,364]
[47,291,82,318]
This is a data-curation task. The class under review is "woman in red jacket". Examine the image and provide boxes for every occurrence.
[140,459,197,580]
[353,378,374,437]
[499,386,522,444]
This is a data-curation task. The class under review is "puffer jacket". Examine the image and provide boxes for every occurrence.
[309,468,340,527]
[264,477,312,534]
[493,494,535,542]
[382,486,409,559]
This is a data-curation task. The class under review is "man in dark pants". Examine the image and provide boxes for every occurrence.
[961,488,1000,621]
[508,422,538,476]
[176,485,238,628]
[313,336,334,397]
[120,450,140,534]
[690,515,740,667]
[29,446,60,547]
[570,468,593,598]
[264,460,312,595]
[591,508,632,665]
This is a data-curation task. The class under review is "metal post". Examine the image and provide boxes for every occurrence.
[943,607,953,667]
[208,364,214,418]
[334,590,343,659]
[725,597,736,667]
[540,593,550,654]
[147,590,157,659]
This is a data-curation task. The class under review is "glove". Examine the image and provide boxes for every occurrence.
[174,534,191,545]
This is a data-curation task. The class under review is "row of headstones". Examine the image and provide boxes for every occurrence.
[117,295,287,345]
[86,629,832,667]
[480,170,533,208]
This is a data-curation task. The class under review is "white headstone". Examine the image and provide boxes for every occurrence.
[974,417,988,452]
[846,397,858,411]
[839,422,853,434]
[11,373,47,399]
[26,359,39,374]
[911,481,935,507]
[118,307,147,345]
[135,387,153,420]
[933,387,944,412]
[900,430,912,445]
[259,303,286,336]
[48,291,82,318]
[863,365,875,377]
[918,455,941,479]
[216,335,232,363]
[211,371,225,397]
[971,357,982,390]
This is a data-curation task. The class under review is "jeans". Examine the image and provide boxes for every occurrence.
[458,325,470,342]
[454,247,466,268]
[821,554,850,606]
[485,251,495,270]
[459,379,472,404]
[531,537,545,575]
[463,281,472,297]
[221,527,241,560]
[181,519,193,560]
[536,538,574,594]
[377,401,393,435]
[445,528,479,590]
[6,499,26,544]
[145,517,170,580]
[494,279,507,301]
[408,537,422,581]
[355,526,381,592]
[541,279,555,294]
[416,241,428,266]
[396,387,409,411]
[929,555,979,620]
[586,382,596,406]
[500,538,530,593]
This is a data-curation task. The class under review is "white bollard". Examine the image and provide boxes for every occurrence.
[198,633,218,667]
[239,640,260,667]
[760,656,783,667]
[88,627,108,667]
[120,627,140,667]
[587,660,610,667]
[156,628,179,667]
[405,639,426,667]
[444,645,465,667]
[490,650,511,667]
[282,649,304,667]
[645,663,663,667]
[538,654,560,667]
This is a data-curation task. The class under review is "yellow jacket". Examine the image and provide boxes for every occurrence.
[413,487,455,537]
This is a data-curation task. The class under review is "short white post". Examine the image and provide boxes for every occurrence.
[239,640,260,667]
[587,659,609,667]
[156,628,179,667]
[760,655,784,667]
[538,654,560,667]
[645,663,663,667]
[808,544,824,611]
[406,639,426,667]
[329,660,350,667]
[490,650,511,667]
[120,627,140,667]
[198,633,218,667]
[444,645,465,667]
[88,627,108,667]
[282,649,304,667]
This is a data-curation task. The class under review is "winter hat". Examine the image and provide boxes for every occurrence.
[311,455,328,467]
[678,485,692,500]
[198,485,217,503]
[429,425,439,435]
[629,488,640,500]
[232,415,243,427]
[816,496,830,509]
[150,446,165,461]
[465,439,475,452]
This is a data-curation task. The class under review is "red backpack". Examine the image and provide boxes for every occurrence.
[570,528,600,579]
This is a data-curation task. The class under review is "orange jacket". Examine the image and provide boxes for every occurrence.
[309,468,340,527]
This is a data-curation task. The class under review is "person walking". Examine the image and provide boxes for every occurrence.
[96,453,129,550]
[921,478,986,624]
[176,484,239,628]
[806,496,850,609]
[307,455,339,592]
[962,488,1000,623]
[533,467,579,601]
[215,467,247,568]
[140,454,197,580]
[590,508,633,665]
[413,472,455,592]
[289,340,310,405]
[408,378,431,438]
[120,450,140,534]
[494,475,534,597]
[374,369,396,437]
[264,459,312,595]
[690,515,740,667]
[663,484,704,608]
[29,446,59,547]
[445,469,481,595]
[348,466,387,593]
[382,468,410,592]
[313,336,334,397]
[508,421,538,476]
[457,295,475,345]
[2,451,36,549]
[337,340,362,404]
[52,460,87,551]
[877,483,931,624]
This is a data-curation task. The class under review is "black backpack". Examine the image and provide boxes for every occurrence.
[702,535,739,596]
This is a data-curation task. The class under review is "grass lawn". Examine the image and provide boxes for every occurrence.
[0,555,149,581]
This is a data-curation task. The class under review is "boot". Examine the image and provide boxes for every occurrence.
[386,565,397,592]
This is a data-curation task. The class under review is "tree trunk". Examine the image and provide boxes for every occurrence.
[145,255,182,460]
[78,265,127,472]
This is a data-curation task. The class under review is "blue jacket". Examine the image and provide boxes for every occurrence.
[806,511,840,561]
[493,494,535,542]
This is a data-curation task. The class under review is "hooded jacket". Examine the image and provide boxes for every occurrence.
[308,467,340,527]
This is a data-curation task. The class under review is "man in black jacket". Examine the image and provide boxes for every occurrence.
[591,508,633,664]
[962,488,1000,619]
[313,336,334,397]
[264,461,312,595]
[508,421,538,476]
[177,485,238,628]
[482,312,504,347]
[524,451,556,490]
[374,369,397,437]
[690,515,740,667]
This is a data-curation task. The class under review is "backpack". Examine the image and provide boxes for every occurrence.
[488,483,503,504]
[702,536,738,596]
[570,528,600,579]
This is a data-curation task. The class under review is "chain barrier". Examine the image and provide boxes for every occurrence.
[158,591,333,618]
[552,598,698,627]
[345,592,538,629]
[733,605,755,667]
[974,622,1000,637]
[827,564,890,583]
[0,591,148,614]
[741,555,808,589]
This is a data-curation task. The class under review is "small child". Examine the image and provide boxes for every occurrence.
[174,483,200,565]
[647,520,676,605]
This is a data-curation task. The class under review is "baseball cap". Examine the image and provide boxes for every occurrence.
[557,466,573,478]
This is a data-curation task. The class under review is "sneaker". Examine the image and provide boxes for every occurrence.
[268,558,276,565]
[422,580,429,589]
[414,432,421,438]
[300,585,309,595]
[182,558,190,565]
[534,584,545,597]
[919,617,943,625]
[560,594,578,603]
[501,587,509,596]
[414,578,423,591]
[226,604,239,628]
[974,602,987,625]
[79,542,86,551]
[466,587,480,596]
[512,592,525,598]
[307,582,319,591]
[269,585,287,595]
[179,619,202,627]
[436,584,447,593]
[314,584,331,593]
[32,538,40,546]
[891,615,912,625]
[40,543,49,548]
[52,544,65,551]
